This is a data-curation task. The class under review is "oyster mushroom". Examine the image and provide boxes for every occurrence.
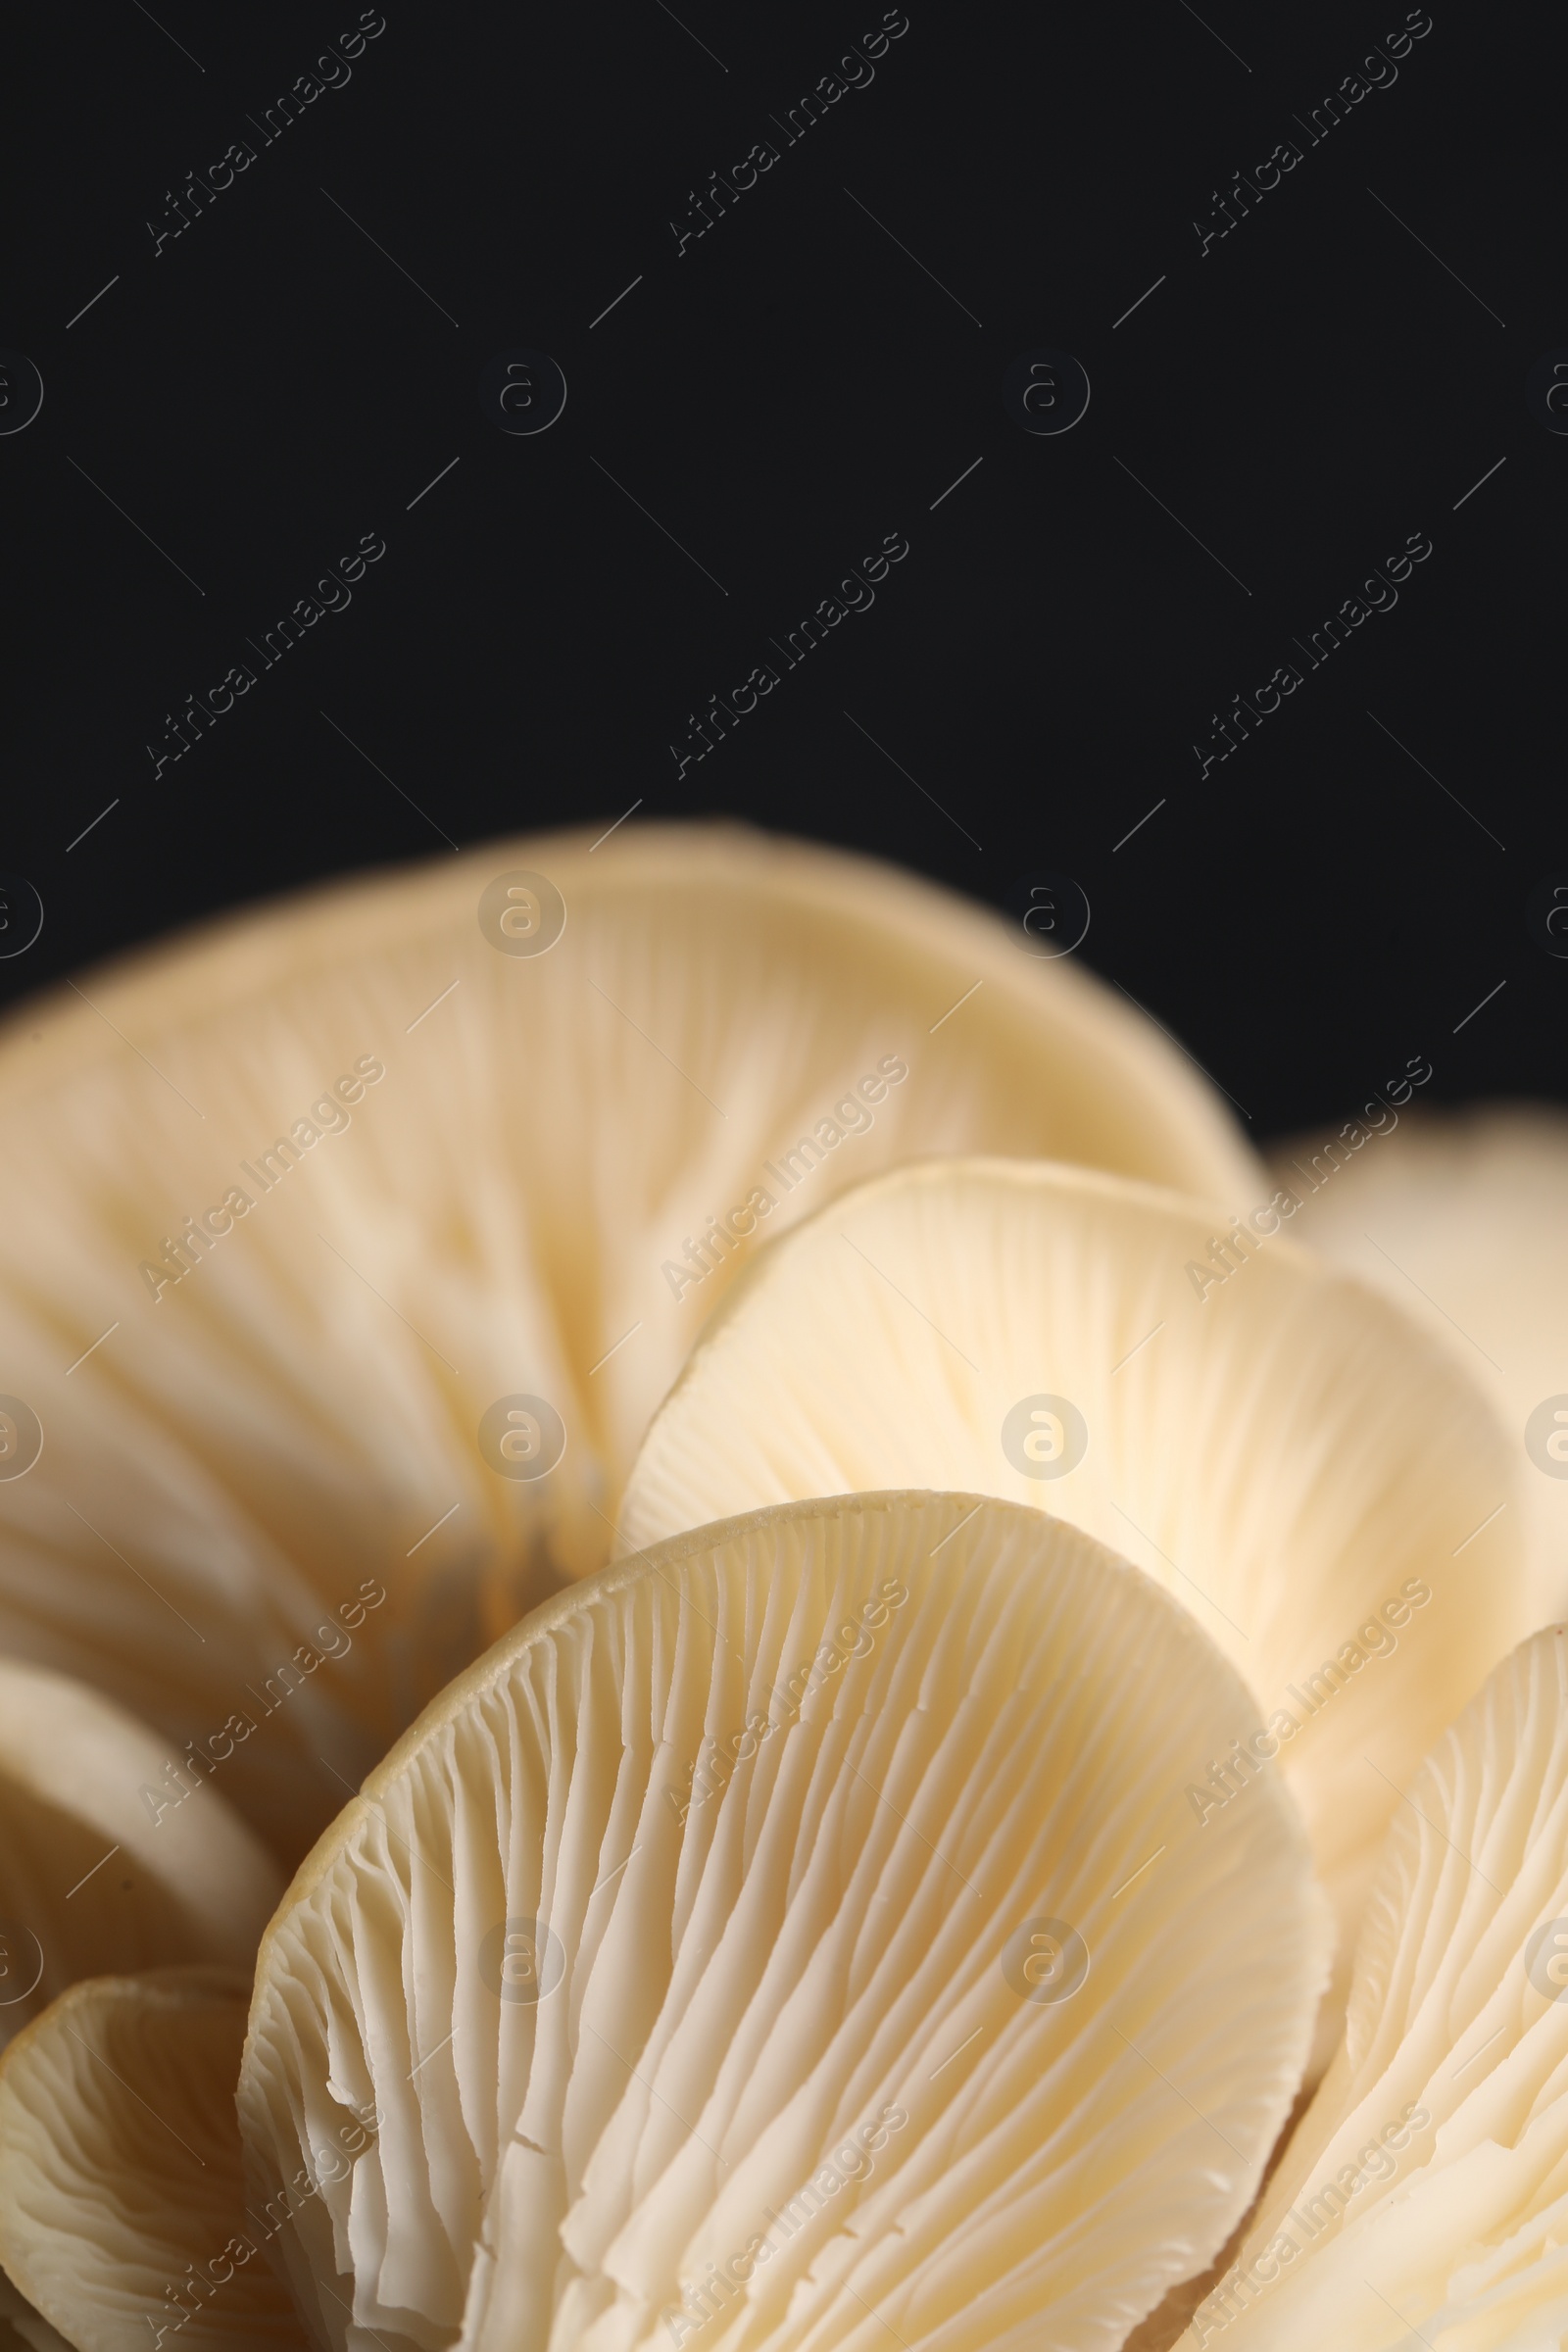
[620,1157,1531,2058]
[0,1656,281,2046]
[0,827,1255,1868]
[1268,1103,1568,1623]
[0,1968,304,2348]
[1183,1623,1568,2349]
[235,1493,1329,2352]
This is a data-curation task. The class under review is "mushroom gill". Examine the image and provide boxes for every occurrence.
[0,1657,281,2047]
[237,1493,1329,2352]
[620,1155,1531,2062]
[1183,1623,1568,2349]
[0,1968,305,2349]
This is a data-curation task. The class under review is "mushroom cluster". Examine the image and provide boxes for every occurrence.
[0,827,1561,2352]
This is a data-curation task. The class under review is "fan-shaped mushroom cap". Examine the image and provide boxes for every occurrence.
[239,1491,1330,2352]
[620,1157,1530,2051]
[0,827,1255,1866]
[1268,1103,1568,1622]
[0,1968,306,2349]
[0,1658,282,2046]
[1183,1624,1568,2349]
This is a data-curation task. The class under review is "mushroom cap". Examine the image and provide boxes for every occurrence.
[0,1966,306,2349]
[620,1155,1531,2054]
[1268,1102,1568,1624]
[0,1657,282,2046]
[0,825,1254,1867]
[239,1490,1330,2352]
[1186,1623,1568,2348]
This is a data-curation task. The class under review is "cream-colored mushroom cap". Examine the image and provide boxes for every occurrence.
[0,1967,306,2349]
[0,827,1255,1867]
[1269,1103,1568,1623]
[1183,1624,1568,2349]
[0,1657,282,2046]
[239,1492,1330,2352]
[621,1156,1530,2056]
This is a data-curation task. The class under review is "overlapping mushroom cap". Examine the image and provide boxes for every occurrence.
[621,1157,1531,2051]
[1184,1623,1568,2349]
[0,827,1253,1866]
[0,1969,304,2349]
[1270,1103,1568,1623]
[7,830,1561,2348]
[236,1493,1330,2352]
[0,1657,281,2046]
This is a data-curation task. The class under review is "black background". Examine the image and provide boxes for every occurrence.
[2,0,1560,1138]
